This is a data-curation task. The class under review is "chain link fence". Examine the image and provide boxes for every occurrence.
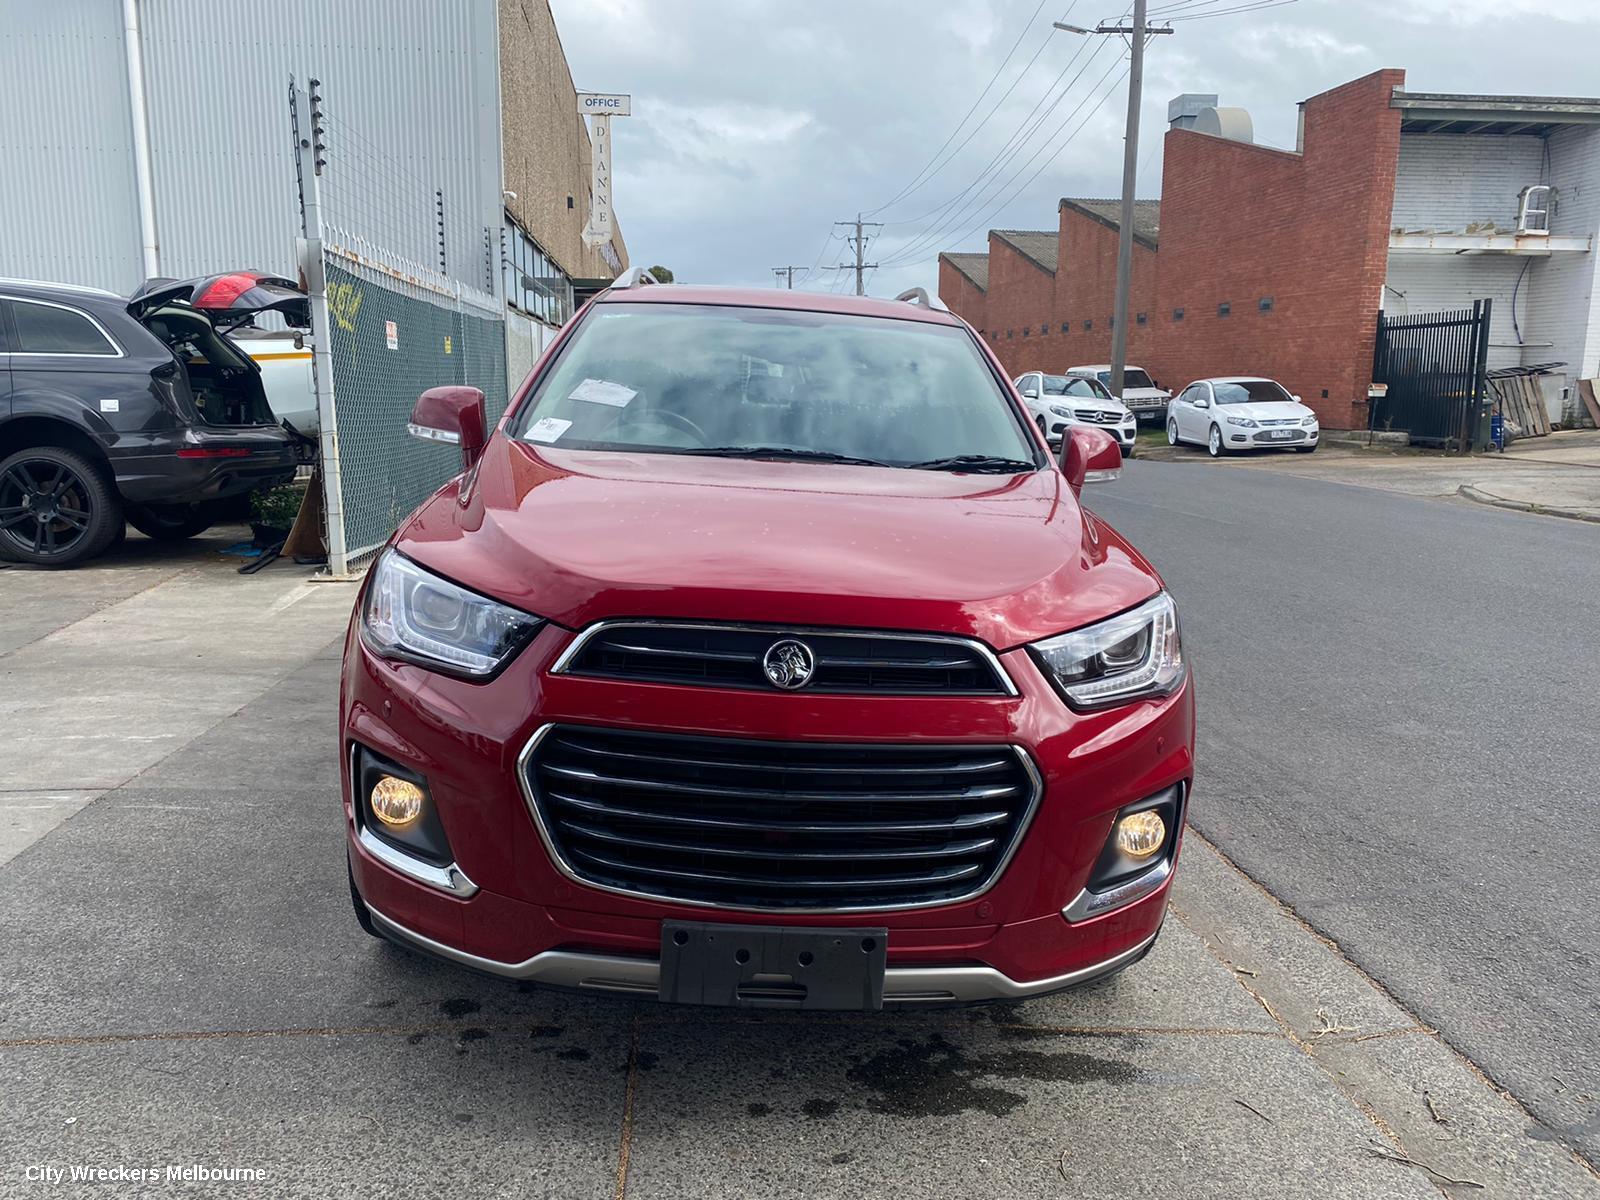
[291,78,508,575]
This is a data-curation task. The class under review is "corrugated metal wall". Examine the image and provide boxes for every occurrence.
[0,0,504,297]
[141,0,503,293]
[0,0,144,291]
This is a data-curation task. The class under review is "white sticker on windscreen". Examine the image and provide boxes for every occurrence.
[569,377,637,408]
[527,417,573,443]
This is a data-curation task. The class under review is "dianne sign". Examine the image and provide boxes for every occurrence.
[578,93,631,249]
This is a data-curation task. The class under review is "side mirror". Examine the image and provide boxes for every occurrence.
[409,386,488,471]
[1021,387,1040,399]
[1291,393,1303,403]
[1194,397,1211,410]
[1062,426,1122,493]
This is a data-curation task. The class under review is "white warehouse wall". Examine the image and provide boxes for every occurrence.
[1521,126,1600,380]
[1387,128,1598,379]
[1392,133,1546,232]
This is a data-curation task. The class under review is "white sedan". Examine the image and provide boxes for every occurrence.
[1166,377,1319,457]
[1013,371,1138,456]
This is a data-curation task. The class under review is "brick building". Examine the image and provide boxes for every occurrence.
[940,69,1600,431]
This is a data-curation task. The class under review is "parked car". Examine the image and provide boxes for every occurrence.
[1066,363,1170,424]
[1013,370,1137,457]
[1166,376,1320,457]
[0,277,298,566]
[343,280,1193,1011]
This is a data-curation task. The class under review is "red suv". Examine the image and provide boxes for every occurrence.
[341,278,1193,1010]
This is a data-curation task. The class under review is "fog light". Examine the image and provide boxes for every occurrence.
[370,775,424,828]
[1115,810,1166,859]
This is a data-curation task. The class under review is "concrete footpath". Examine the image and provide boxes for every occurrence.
[1,537,1596,1198]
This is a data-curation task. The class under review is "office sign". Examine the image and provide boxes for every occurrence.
[578,92,631,117]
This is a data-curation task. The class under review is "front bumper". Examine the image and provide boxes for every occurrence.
[342,611,1194,1003]
[1226,426,1318,450]
[1046,418,1138,451]
[364,901,1160,1003]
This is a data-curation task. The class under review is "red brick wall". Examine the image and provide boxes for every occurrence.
[982,235,1060,376]
[938,257,988,334]
[1150,69,1404,427]
[1054,205,1160,376]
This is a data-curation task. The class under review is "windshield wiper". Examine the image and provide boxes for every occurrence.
[686,445,892,467]
[905,454,1036,474]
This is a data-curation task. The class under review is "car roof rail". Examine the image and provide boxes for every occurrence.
[894,286,948,312]
[608,266,660,290]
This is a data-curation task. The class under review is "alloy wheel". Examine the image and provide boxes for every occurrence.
[0,458,96,560]
[1208,425,1223,457]
[1167,418,1179,446]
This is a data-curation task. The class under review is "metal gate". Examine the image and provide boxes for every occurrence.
[1370,300,1492,451]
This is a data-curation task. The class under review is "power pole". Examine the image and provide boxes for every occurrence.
[830,214,881,296]
[1110,0,1154,403]
[772,266,806,289]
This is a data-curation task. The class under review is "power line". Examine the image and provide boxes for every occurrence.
[879,58,1129,269]
[873,38,1111,268]
[1164,0,1298,18]
[864,0,1054,217]
[876,47,1122,269]
[771,265,807,288]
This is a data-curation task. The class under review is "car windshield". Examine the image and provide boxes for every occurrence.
[1123,369,1156,389]
[1044,376,1106,399]
[511,303,1037,470]
[1213,380,1292,405]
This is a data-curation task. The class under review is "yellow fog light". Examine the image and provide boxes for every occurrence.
[1115,810,1166,860]
[370,776,425,828]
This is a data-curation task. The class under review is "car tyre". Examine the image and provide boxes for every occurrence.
[1036,414,1049,439]
[0,446,123,567]
[1207,424,1227,458]
[1121,441,1136,460]
[1167,417,1180,447]
[125,503,217,542]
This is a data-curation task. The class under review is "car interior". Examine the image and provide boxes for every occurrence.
[140,305,278,427]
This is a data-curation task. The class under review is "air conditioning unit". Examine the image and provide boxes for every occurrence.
[1517,185,1552,235]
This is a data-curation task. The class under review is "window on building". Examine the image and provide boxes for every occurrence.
[9,301,118,355]
[1040,319,1049,334]
[1173,307,1184,322]
[503,218,575,327]
[1022,326,1030,337]
[1218,302,1231,318]
[1060,322,1070,334]
[1136,312,1148,325]
[1258,297,1273,313]
[1083,319,1092,331]
[1007,330,1013,339]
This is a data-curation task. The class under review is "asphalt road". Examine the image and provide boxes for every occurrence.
[1091,455,1600,1165]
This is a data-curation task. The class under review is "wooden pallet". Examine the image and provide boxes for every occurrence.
[1579,378,1600,429]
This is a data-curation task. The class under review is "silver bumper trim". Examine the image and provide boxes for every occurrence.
[364,904,1159,1004]
[357,826,479,898]
[1061,856,1172,923]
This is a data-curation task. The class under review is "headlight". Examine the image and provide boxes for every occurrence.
[1049,404,1073,419]
[1302,415,1318,427]
[1224,415,1257,428]
[1028,592,1184,710]
[361,549,542,677]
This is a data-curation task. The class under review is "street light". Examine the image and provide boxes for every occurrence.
[1052,21,1092,33]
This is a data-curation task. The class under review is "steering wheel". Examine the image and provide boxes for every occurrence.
[621,408,708,448]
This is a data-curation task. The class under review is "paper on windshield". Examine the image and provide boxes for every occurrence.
[527,417,573,443]
[569,378,637,407]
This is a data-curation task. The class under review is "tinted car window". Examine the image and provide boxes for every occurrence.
[1213,380,1291,405]
[1123,369,1156,389]
[514,303,1036,468]
[1044,376,1108,400]
[11,301,118,355]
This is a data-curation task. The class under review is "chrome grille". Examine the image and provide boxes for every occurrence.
[1073,408,1123,424]
[522,725,1040,910]
[555,622,1013,695]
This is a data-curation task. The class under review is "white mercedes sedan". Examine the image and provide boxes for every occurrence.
[1166,377,1320,457]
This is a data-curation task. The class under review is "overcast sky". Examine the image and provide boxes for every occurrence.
[548,0,1600,298]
